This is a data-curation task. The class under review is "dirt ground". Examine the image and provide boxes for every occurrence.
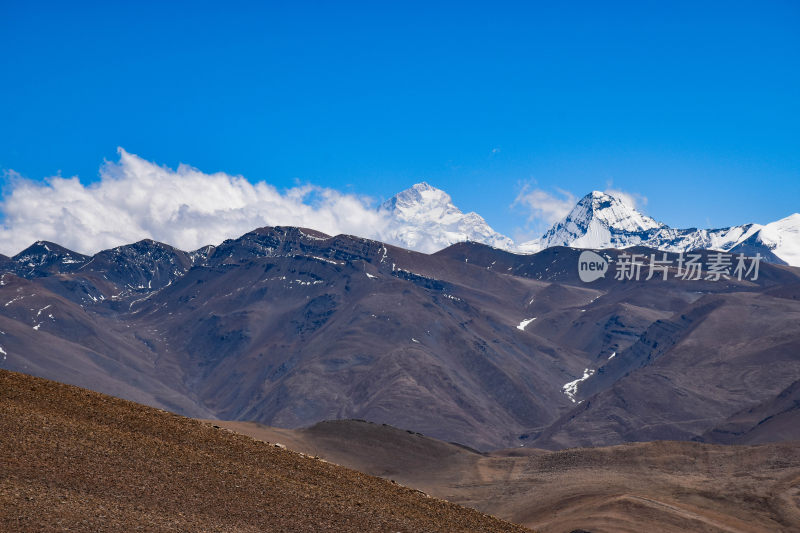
[219,419,800,533]
[0,369,530,533]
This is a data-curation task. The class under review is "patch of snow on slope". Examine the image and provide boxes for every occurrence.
[562,368,595,403]
[4,296,24,307]
[517,317,536,331]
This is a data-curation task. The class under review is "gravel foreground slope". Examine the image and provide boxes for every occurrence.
[220,419,800,533]
[0,369,531,533]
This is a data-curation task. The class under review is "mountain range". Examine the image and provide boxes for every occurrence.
[2,219,799,450]
[380,183,800,266]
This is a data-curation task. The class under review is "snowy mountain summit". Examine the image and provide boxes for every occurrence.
[381,182,513,253]
[515,190,799,265]
[518,191,664,252]
[379,185,799,267]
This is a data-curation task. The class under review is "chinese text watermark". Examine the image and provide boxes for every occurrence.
[578,251,762,282]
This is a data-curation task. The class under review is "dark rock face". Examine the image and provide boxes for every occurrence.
[11,241,90,276]
[2,228,800,450]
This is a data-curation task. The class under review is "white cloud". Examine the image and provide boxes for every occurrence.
[0,148,393,256]
[1,151,649,258]
[604,187,648,210]
[512,186,577,226]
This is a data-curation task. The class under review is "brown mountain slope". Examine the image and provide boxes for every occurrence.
[0,370,530,533]
[527,290,800,449]
[700,379,800,445]
[3,230,800,450]
[219,419,800,533]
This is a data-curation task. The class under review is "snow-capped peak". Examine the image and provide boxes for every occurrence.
[382,182,462,221]
[577,191,663,232]
[381,182,514,253]
[748,213,800,267]
[518,191,664,252]
[514,190,799,266]
[380,184,799,267]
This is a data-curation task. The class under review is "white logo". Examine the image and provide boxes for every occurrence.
[577,251,762,283]
[578,251,608,282]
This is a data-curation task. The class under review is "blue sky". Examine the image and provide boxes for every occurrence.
[1,1,798,248]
